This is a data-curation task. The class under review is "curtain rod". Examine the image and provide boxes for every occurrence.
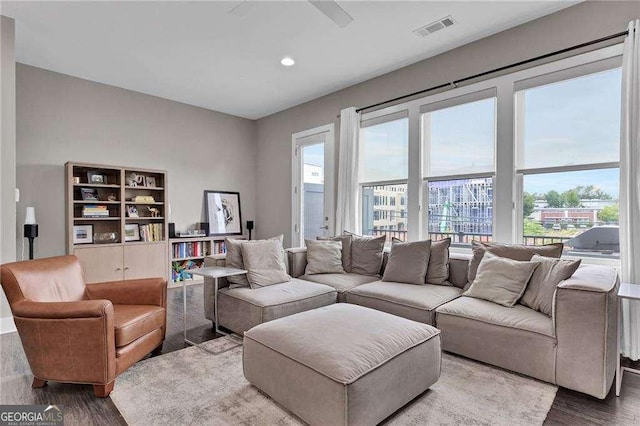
[345,29,628,116]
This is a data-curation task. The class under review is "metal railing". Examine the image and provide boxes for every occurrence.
[365,229,573,246]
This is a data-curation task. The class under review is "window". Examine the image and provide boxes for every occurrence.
[362,184,408,241]
[360,116,409,241]
[421,92,496,244]
[516,67,621,258]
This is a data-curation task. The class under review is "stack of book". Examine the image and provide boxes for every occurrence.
[213,240,227,254]
[82,205,109,218]
[173,241,207,259]
[140,223,164,242]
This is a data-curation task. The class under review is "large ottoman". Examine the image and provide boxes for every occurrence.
[243,304,441,425]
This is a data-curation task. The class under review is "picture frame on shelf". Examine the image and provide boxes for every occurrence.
[87,171,107,184]
[73,224,93,244]
[204,190,242,236]
[126,172,145,187]
[146,176,157,188]
[127,205,139,217]
[124,224,141,242]
[80,188,98,201]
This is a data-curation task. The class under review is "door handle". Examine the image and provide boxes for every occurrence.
[124,267,130,271]
[321,225,329,230]
[115,268,122,271]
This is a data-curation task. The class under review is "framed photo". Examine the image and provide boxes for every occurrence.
[124,224,141,242]
[146,176,157,188]
[87,171,107,184]
[127,205,139,218]
[80,187,98,201]
[204,190,242,236]
[73,224,93,244]
[126,173,145,187]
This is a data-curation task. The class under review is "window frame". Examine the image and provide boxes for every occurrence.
[357,43,623,261]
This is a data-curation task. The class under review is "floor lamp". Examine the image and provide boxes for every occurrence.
[24,207,38,260]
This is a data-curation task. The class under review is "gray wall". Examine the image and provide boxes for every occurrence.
[254,1,639,246]
[1,16,16,328]
[16,64,257,259]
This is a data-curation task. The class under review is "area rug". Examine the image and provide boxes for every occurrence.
[110,336,557,425]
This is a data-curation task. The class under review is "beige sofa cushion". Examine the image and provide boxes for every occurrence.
[318,234,352,272]
[463,253,539,307]
[347,281,462,324]
[241,239,290,288]
[468,241,563,284]
[350,234,386,276]
[301,273,379,302]
[520,254,581,316]
[382,240,431,285]
[304,240,345,275]
[225,235,285,287]
[427,238,451,285]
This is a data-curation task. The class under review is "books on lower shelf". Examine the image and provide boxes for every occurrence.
[171,239,227,260]
[139,223,164,242]
[171,259,202,282]
[82,205,109,218]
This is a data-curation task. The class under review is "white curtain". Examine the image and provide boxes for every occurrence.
[335,107,361,235]
[620,20,640,360]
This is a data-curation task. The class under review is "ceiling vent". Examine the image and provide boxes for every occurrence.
[413,16,456,38]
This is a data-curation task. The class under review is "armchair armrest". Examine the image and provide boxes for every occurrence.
[286,247,307,278]
[12,299,113,319]
[554,264,620,399]
[85,278,167,308]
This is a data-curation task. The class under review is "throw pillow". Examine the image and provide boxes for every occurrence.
[241,239,291,289]
[226,235,284,288]
[426,238,451,285]
[305,240,345,275]
[520,254,581,316]
[317,234,352,272]
[392,237,451,285]
[463,252,540,307]
[382,240,431,285]
[350,234,386,276]
[468,241,563,285]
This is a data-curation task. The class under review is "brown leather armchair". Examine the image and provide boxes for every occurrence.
[0,255,167,397]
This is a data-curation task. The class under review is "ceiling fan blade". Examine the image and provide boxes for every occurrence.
[228,1,254,17]
[308,1,353,28]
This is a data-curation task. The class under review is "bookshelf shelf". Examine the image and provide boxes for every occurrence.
[66,162,169,284]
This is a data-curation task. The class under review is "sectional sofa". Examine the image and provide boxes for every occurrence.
[203,247,619,399]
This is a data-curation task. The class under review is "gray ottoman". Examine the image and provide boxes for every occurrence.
[243,304,441,425]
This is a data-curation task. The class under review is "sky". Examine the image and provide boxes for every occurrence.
[359,67,622,198]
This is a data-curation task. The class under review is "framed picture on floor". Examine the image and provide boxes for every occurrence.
[204,190,242,236]
[124,224,141,242]
[73,224,93,244]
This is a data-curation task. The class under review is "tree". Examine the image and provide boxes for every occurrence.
[598,205,619,223]
[523,219,545,236]
[575,185,613,200]
[523,192,536,218]
[545,190,563,208]
[563,190,581,207]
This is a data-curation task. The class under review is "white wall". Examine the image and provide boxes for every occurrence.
[0,15,16,333]
[16,64,257,259]
[254,1,639,246]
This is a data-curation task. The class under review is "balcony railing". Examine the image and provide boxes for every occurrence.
[365,229,573,246]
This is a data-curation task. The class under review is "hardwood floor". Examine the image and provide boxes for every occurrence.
[1,283,639,425]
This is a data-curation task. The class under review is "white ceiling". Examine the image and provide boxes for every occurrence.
[0,1,578,119]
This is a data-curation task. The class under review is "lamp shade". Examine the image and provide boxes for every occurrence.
[25,207,36,225]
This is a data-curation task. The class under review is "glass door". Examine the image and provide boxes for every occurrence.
[292,124,335,247]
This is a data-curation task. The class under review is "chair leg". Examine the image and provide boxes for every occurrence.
[93,382,114,398]
[151,342,163,356]
[32,377,47,388]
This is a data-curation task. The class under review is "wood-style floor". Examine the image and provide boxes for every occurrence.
[1,284,639,425]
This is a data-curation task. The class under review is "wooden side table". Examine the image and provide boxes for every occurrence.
[185,266,247,345]
[616,282,640,396]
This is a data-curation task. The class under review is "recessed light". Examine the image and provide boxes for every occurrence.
[281,57,295,67]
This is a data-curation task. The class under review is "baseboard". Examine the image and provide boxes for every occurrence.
[0,316,16,334]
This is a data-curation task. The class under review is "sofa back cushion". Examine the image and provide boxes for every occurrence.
[241,239,291,289]
[520,254,581,316]
[468,241,563,284]
[382,240,431,285]
[317,235,352,272]
[304,240,345,275]
[463,253,540,307]
[350,235,386,276]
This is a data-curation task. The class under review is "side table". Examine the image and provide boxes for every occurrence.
[616,282,640,396]
[184,266,247,346]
